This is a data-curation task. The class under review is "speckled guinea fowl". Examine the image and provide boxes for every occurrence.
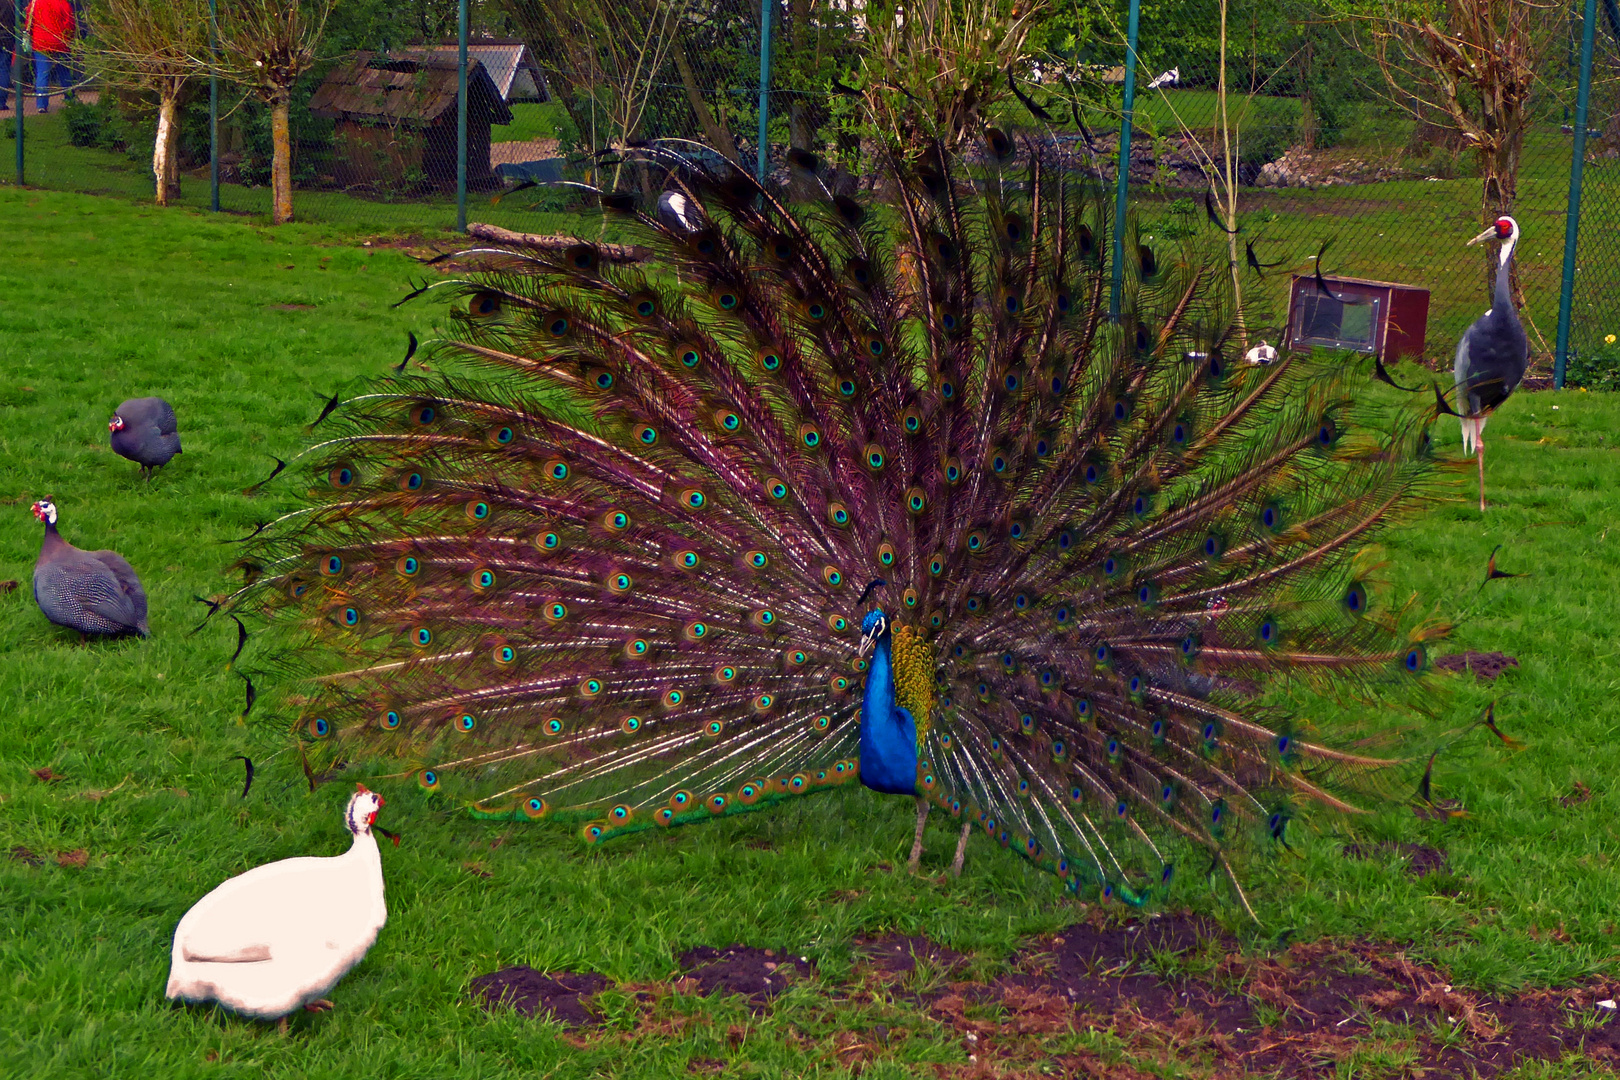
[31,499,149,637]
[109,396,182,478]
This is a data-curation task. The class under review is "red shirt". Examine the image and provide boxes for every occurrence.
[27,0,75,54]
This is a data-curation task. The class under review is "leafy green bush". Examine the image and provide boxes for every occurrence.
[1566,336,1620,392]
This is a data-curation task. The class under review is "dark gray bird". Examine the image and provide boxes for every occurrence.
[31,500,150,639]
[109,397,182,479]
[1455,215,1528,512]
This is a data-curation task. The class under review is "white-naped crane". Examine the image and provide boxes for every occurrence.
[1455,215,1528,512]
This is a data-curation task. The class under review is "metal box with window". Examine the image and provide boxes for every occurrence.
[1285,275,1430,361]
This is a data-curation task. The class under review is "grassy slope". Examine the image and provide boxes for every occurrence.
[0,187,1618,1079]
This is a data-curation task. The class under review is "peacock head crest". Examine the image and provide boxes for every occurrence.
[345,783,386,835]
[31,499,57,526]
[108,415,125,433]
[858,608,890,657]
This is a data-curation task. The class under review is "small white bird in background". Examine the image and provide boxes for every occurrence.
[1148,67,1179,90]
[1244,340,1278,365]
[166,785,391,1029]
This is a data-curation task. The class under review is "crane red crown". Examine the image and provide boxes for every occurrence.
[1495,217,1515,237]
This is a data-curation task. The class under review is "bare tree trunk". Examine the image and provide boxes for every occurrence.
[271,95,293,225]
[153,90,180,205]
[1298,37,1316,152]
[1481,126,1525,304]
[672,43,739,163]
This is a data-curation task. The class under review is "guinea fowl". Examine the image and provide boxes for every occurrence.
[166,785,390,1026]
[31,499,149,638]
[1455,216,1528,512]
[109,396,182,479]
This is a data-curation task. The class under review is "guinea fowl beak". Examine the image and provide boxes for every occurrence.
[1466,226,1497,247]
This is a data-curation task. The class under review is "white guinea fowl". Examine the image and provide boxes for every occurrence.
[166,786,390,1023]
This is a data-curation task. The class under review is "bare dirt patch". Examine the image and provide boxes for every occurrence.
[676,945,813,1004]
[1435,651,1520,680]
[468,967,608,1025]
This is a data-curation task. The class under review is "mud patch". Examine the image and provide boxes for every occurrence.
[939,911,1620,1077]
[468,967,607,1025]
[855,934,966,979]
[1436,651,1519,680]
[676,945,812,1002]
[1343,841,1449,877]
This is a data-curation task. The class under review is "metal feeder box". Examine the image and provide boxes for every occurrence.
[1285,275,1430,361]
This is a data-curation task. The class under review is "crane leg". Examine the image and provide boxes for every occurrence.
[950,819,972,878]
[907,795,929,873]
[1478,438,1487,512]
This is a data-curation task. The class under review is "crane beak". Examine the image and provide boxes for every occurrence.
[1467,226,1497,247]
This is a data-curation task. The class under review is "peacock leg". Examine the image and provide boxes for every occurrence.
[907,795,929,872]
[949,820,971,878]
[1478,439,1487,511]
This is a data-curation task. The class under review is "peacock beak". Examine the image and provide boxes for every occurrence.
[857,617,885,658]
[1466,226,1497,247]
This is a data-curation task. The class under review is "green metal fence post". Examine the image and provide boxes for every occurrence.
[757,0,773,183]
[1555,0,1598,388]
[1109,0,1142,323]
[456,0,469,232]
[209,0,219,211]
[13,1,23,186]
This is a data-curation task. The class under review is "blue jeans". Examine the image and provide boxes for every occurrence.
[1,50,14,111]
[33,52,71,112]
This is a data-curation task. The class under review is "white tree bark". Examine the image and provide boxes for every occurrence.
[153,92,179,205]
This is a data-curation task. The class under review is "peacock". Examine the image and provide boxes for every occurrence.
[230,138,1447,914]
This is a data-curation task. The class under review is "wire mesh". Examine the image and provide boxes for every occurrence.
[0,0,1616,379]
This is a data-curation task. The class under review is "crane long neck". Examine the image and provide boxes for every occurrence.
[1493,233,1517,315]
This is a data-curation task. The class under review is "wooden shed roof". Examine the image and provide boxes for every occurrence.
[308,52,514,127]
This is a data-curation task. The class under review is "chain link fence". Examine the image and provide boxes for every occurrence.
[4,0,1618,379]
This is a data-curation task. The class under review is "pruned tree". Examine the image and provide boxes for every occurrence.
[501,0,698,179]
[1344,0,1562,296]
[80,0,212,205]
[855,0,1044,151]
[215,0,337,224]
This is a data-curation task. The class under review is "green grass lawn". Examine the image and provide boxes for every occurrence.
[2,186,1620,1078]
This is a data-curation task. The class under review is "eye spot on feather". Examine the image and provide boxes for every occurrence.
[604,509,630,532]
[751,608,777,629]
[864,444,886,471]
[380,710,402,730]
[469,292,500,318]
[681,488,706,510]
[823,566,843,587]
[321,555,343,576]
[704,722,724,740]
[928,612,943,628]
[1074,697,1090,719]
[907,487,927,514]
[717,291,739,310]
[307,717,330,738]
[329,465,355,488]
[1054,606,1071,625]
[399,471,424,492]
[799,423,823,449]
[715,664,738,684]
[965,595,987,614]
[579,678,604,699]
[418,769,439,789]
[663,689,686,708]
[547,460,570,481]
[828,503,851,527]
[759,351,782,372]
[591,370,614,390]
[966,530,988,553]
[1344,582,1367,615]
[625,638,649,658]
[676,550,700,570]
[456,713,476,733]
[466,501,491,521]
[868,338,885,357]
[537,531,561,552]
[766,477,790,501]
[752,694,774,714]
[928,553,944,576]
[494,644,517,666]
[679,348,701,368]
[413,627,433,647]
[683,621,707,641]
[944,457,962,484]
[877,542,896,567]
[608,572,633,593]
[545,602,568,623]
[523,797,548,819]
[786,650,809,668]
[637,425,658,445]
[396,556,420,577]
[838,379,856,397]
[411,404,437,426]
[1083,462,1101,484]
[636,299,655,318]
[941,312,958,332]
[902,588,918,608]
[828,615,849,633]
[472,568,496,591]
[807,303,827,320]
[830,675,851,692]
[544,718,564,736]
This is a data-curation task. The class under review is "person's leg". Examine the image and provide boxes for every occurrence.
[1,50,12,112]
[33,51,48,112]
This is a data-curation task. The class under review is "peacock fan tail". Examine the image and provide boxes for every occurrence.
[232,137,1450,913]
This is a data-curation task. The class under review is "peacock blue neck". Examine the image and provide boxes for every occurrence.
[858,632,919,795]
